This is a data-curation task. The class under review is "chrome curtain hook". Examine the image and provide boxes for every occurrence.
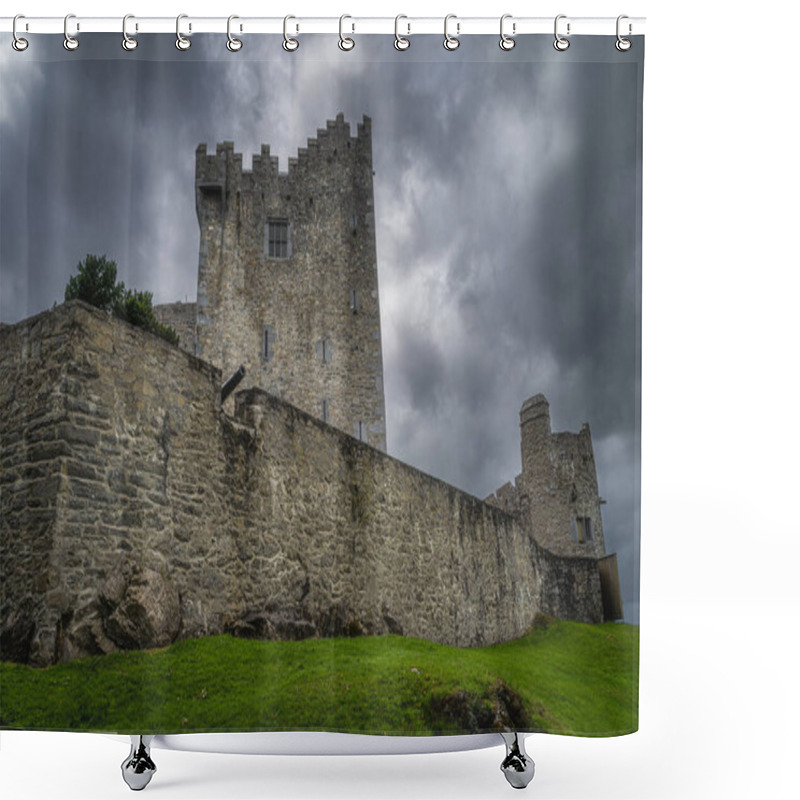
[499,13,515,51]
[176,13,191,50]
[443,14,460,51]
[394,14,410,51]
[63,13,79,51]
[283,15,299,51]
[226,15,242,51]
[339,14,355,51]
[12,14,29,51]
[615,14,632,51]
[122,14,138,51]
[553,14,570,51]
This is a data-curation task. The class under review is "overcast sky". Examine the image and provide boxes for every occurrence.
[0,34,642,622]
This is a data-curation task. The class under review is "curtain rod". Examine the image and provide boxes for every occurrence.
[0,16,646,37]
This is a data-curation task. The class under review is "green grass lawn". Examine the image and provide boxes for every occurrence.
[0,618,638,737]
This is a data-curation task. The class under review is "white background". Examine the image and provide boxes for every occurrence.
[2,1,799,799]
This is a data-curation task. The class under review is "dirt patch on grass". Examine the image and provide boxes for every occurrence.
[530,612,558,631]
[425,680,537,733]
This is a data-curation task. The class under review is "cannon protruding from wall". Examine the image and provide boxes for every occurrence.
[221,364,246,403]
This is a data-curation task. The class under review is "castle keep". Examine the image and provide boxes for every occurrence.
[156,113,386,451]
[0,115,621,667]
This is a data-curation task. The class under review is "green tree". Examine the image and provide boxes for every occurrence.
[64,254,125,311]
[118,288,156,330]
[64,254,178,346]
[117,288,179,346]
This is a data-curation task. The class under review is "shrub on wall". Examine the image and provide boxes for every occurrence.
[64,254,178,346]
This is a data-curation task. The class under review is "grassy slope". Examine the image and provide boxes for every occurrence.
[0,620,638,736]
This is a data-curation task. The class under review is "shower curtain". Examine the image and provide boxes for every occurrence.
[0,29,642,739]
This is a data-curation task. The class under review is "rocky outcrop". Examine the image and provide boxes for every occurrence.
[100,563,181,651]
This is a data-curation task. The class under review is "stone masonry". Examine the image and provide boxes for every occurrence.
[151,301,196,354]
[0,303,605,666]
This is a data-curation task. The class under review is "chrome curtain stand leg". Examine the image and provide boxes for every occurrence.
[121,735,157,791]
[500,732,535,789]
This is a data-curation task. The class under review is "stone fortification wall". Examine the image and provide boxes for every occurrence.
[0,311,76,663]
[1,303,601,666]
[153,301,197,356]
[1,302,223,665]
[195,113,386,450]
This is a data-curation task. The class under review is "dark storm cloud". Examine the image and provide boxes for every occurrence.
[0,34,642,620]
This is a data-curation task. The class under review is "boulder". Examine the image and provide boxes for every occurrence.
[100,564,181,650]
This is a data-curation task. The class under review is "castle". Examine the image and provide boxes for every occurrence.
[0,115,621,667]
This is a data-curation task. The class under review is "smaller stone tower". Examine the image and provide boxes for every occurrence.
[486,393,622,620]
[518,394,607,559]
[192,113,386,451]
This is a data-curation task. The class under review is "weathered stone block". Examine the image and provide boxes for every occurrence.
[100,564,181,651]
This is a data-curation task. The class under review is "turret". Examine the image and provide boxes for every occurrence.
[518,394,606,559]
[520,393,551,481]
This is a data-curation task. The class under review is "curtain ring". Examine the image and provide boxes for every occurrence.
[499,14,515,51]
[176,14,191,50]
[122,14,138,51]
[283,15,299,51]
[339,14,355,51]
[553,14,570,51]
[615,15,632,52]
[227,15,242,52]
[394,14,410,51]
[63,13,79,51]
[12,14,29,51]
[443,14,460,51]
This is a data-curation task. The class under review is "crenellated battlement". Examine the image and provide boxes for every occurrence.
[251,144,280,180]
[195,113,372,195]
[485,476,523,515]
[291,113,371,174]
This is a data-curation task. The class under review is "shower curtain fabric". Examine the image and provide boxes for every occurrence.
[0,31,643,738]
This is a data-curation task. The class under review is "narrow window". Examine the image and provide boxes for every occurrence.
[349,289,360,314]
[572,517,593,543]
[262,325,274,362]
[354,421,366,442]
[321,399,330,423]
[315,337,333,364]
[265,219,290,259]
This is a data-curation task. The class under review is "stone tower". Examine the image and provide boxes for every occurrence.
[486,394,622,620]
[519,394,607,559]
[193,113,386,451]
